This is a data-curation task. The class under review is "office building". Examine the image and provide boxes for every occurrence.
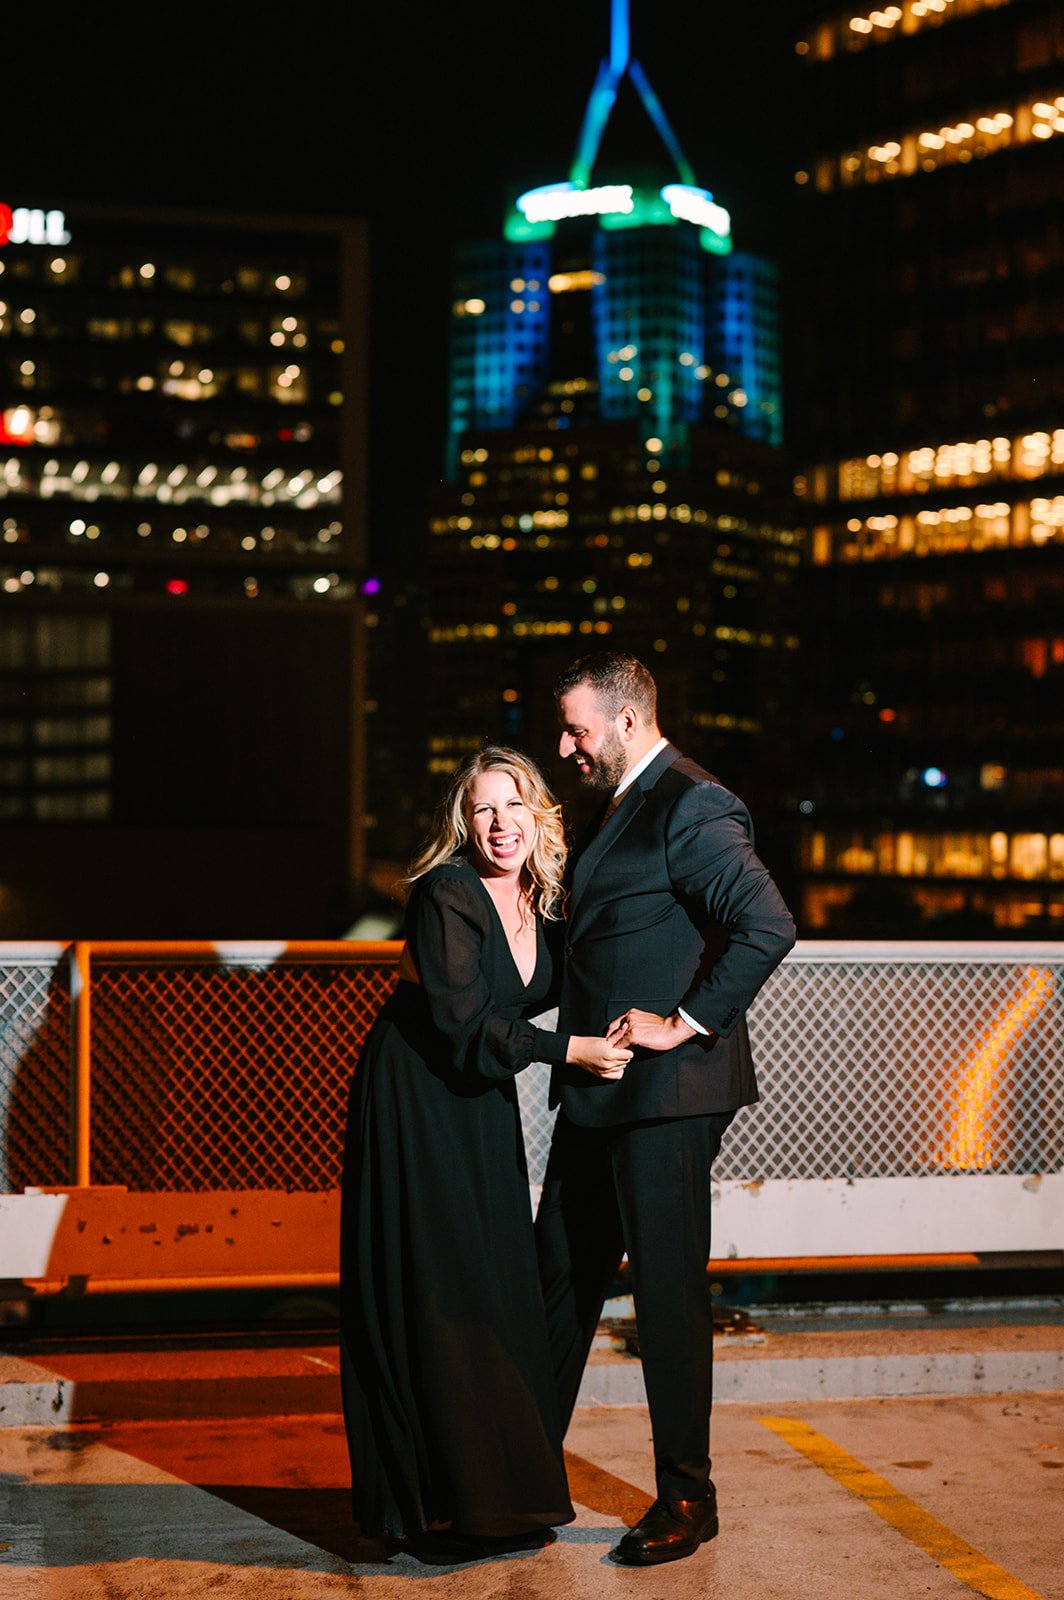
[793,0,1064,934]
[0,197,368,934]
[426,5,800,844]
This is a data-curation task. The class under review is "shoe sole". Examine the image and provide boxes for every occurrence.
[413,1529,557,1565]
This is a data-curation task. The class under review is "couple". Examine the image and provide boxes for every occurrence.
[339,651,796,1566]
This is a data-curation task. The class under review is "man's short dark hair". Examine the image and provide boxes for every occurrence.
[555,651,658,723]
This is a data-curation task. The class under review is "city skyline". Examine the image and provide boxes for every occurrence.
[9,6,797,550]
[10,3,1060,939]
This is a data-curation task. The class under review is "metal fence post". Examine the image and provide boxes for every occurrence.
[70,941,92,1186]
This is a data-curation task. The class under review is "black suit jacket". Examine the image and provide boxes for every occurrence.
[554,743,796,1127]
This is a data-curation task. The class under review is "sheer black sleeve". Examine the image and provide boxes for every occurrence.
[408,869,570,1082]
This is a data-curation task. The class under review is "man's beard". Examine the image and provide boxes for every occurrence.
[582,727,629,792]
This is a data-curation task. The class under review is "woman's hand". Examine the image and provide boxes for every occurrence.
[566,1035,633,1079]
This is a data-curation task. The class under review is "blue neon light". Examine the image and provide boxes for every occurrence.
[609,0,629,75]
[572,62,619,191]
[628,61,696,187]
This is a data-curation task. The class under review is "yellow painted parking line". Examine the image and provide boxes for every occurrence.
[758,1416,1046,1600]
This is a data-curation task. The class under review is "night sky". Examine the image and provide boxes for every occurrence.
[12,2,799,558]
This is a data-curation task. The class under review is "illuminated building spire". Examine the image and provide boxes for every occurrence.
[571,0,696,189]
[453,0,784,482]
[506,0,727,254]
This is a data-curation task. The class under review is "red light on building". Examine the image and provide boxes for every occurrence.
[166,579,189,596]
[0,406,34,445]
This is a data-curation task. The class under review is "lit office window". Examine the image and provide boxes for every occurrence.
[35,676,111,709]
[270,364,308,402]
[33,753,111,785]
[813,87,1062,190]
[816,496,1063,562]
[800,3,1012,64]
[163,319,214,347]
[33,715,112,747]
[33,790,110,820]
[804,826,1062,883]
[34,617,110,669]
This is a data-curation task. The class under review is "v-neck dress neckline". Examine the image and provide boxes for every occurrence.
[470,868,543,991]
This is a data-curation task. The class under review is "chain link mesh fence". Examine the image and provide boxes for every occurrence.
[521,954,1064,1185]
[727,953,1062,1181]
[0,949,70,1192]
[2,946,1061,1199]
[89,956,397,1192]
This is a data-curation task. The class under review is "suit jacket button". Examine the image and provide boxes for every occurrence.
[566,945,574,957]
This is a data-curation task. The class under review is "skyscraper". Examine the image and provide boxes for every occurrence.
[0,197,368,934]
[426,1,799,845]
[792,0,1064,934]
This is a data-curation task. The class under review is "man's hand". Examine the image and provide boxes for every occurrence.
[606,1009,698,1052]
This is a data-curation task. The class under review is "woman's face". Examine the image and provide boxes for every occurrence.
[465,769,535,882]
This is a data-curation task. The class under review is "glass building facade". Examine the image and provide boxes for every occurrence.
[431,201,796,861]
[793,0,1064,934]
[0,198,368,934]
[447,225,782,480]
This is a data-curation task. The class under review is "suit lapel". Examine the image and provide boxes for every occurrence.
[569,785,643,921]
[567,743,679,932]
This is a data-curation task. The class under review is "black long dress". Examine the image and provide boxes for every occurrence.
[339,858,575,1540]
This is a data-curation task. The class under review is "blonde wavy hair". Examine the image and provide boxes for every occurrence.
[408,745,568,920]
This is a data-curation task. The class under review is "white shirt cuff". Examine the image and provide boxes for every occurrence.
[677,1005,708,1036]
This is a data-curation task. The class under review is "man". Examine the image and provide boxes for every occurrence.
[536,651,795,1567]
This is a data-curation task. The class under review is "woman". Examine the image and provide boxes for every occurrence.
[340,746,630,1559]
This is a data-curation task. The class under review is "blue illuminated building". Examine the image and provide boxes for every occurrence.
[447,242,552,455]
[445,4,781,478]
[428,1,798,857]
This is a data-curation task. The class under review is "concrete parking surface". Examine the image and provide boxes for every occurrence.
[2,1392,1061,1599]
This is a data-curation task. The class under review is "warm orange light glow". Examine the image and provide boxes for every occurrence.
[548,269,605,293]
[937,966,1054,1170]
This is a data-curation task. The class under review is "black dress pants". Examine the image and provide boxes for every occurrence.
[535,1110,733,1502]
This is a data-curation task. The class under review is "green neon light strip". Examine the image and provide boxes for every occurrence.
[504,212,556,242]
[599,190,673,230]
[505,184,731,254]
[700,227,732,256]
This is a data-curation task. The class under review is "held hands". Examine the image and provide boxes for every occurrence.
[606,1008,698,1052]
[567,1035,633,1080]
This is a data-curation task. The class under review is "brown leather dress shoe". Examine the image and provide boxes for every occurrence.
[613,1494,719,1566]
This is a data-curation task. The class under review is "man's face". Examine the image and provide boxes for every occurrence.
[557,682,629,792]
